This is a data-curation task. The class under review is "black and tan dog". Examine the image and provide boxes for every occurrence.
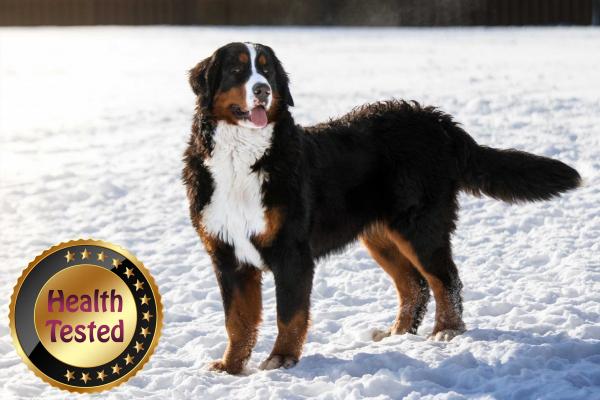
[182,42,580,374]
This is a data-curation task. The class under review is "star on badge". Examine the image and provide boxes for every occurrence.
[96,370,107,381]
[111,363,122,375]
[134,279,144,291]
[142,311,153,322]
[81,249,90,259]
[64,369,75,381]
[80,372,91,384]
[64,251,75,263]
[134,341,144,353]
[140,294,151,305]
[123,353,134,365]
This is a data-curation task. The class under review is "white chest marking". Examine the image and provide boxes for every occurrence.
[202,122,273,267]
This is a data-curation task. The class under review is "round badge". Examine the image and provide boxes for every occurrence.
[9,239,163,393]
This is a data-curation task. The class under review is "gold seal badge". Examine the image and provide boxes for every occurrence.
[9,239,163,393]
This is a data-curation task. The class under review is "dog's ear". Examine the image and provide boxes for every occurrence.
[189,53,221,109]
[264,46,294,107]
[189,58,209,96]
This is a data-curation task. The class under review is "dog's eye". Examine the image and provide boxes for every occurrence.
[262,68,269,75]
[231,67,242,74]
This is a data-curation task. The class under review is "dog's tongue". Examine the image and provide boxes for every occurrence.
[250,107,268,128]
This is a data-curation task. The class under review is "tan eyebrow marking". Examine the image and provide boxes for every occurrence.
[239,52,249,63]
[258,54,267,66]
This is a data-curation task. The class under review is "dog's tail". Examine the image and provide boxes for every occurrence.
[448,123,581,203]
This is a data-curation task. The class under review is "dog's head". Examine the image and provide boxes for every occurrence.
[189,42,294,129]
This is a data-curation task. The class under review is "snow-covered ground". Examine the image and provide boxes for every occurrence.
[1,27,599,399]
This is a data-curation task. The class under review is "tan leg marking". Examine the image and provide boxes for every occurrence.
[385,228,465,337]
[260,311,309,370]
[210,268,262,374]
[361,224,428,339]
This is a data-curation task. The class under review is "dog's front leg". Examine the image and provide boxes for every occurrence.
[209,252,262,374]
[260,242,314,370]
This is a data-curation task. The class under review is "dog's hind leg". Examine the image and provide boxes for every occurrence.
[386,227,466,341]
[361,224,430,341]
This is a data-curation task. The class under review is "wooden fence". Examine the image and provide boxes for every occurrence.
[0,0,597,26]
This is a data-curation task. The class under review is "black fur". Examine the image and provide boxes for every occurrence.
[183,43,581,372]
[453,126,582,202]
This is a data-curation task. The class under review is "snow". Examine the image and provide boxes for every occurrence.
[1,26,599,399]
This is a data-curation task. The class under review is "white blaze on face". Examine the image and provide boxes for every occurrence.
[244,43,271,110]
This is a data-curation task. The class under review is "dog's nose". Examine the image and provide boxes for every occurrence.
[252,83,271,104]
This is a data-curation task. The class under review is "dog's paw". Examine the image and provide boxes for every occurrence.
[207,360,243,374]
[428,328,465,342]
[259,354,298,370]
[207,360,227,372]
[371,328,391,342]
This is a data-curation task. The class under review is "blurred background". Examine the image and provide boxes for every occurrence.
[1,0,599,26]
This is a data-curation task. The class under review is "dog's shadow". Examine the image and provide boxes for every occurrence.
[277,328,600,397]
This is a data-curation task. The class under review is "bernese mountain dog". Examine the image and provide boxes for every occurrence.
[182,42,581,374]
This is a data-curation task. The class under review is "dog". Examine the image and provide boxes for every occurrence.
[182,42,581,374]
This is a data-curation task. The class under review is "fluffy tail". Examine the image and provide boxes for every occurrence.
[450,125,581,203]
